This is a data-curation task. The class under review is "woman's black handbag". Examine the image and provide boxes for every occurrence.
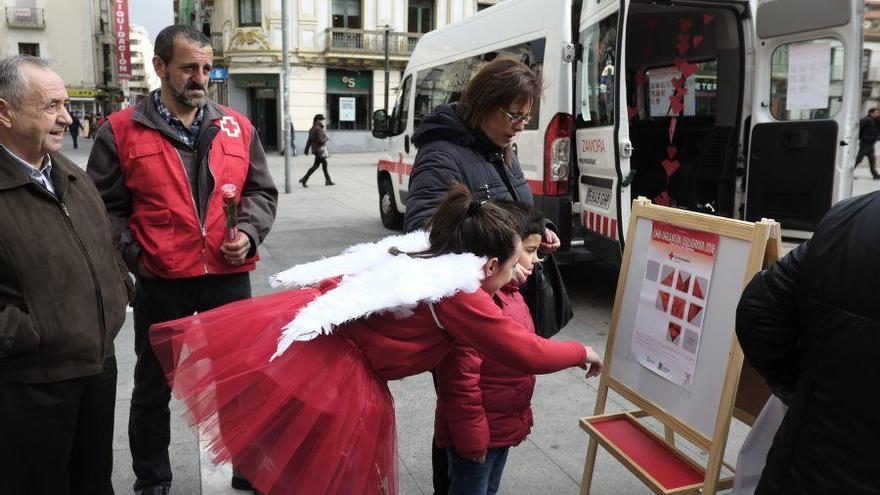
[522,254,574,339]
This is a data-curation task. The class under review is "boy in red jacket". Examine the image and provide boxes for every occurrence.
[434,205,596,494]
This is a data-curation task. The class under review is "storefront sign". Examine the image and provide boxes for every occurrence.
[210,67,228,82]
[234,74,279,88]
[68,88,100,98]
[326,71,371,93]
[339,97,356,121]
[113,0,131,80]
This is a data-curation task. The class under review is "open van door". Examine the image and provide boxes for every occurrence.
[745,0,863,235]
[574,2,629,264]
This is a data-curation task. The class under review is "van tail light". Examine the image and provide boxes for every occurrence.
[544,112,573,196]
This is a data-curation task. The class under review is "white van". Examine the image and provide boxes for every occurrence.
[575,0,863,263]
[374,0,863,265]
[371,0,581,254]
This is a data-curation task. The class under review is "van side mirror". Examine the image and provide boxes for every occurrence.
[372,109,390,139]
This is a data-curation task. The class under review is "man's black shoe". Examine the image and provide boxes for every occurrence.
[299,178,308,188]
[326,181,335,186]
[232,473,254,490]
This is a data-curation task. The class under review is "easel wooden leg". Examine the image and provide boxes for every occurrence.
[579,436,600,495]
[664,425,675,444]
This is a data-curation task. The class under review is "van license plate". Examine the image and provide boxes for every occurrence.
[585,186,612,209]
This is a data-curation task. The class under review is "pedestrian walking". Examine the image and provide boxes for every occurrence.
[87,25,278,495]
[88,111,97,138]
[0,55,131,495]
[148,184,602,495]
[69,110,83,149]
[736,191,880,494]
[300,113,334,186]
[854,108,880,179]
[403,58,561,493]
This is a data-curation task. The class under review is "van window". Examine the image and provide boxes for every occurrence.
[391,75,412,135]
[769,38,844,121]
[645,61,718,118]
[412,38,546,130]
[578,14,618,127]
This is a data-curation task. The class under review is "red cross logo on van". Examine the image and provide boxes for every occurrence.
[219,116,241,138]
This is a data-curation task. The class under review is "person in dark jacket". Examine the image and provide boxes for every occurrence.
[87,25,278,495]
[404,58,561,494]
[69,110,84,149]
[0,55,131,495]
[300,113,333,186]
[853,108,880,179]
[736,191,880,495]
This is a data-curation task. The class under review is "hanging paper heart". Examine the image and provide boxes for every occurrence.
[693,35,704,48]
[678,17,694,32]
[668,117,678,142]
[635,71,647,86]
[671,77,685,90]
[655,191,671,206]
[679,61,698,79]
[677,39,690,56]
[627,106,639,121]
[674,57,686,70]
[662,159,681,177]
[647,18,658,30]
[669,94,684,114]
[703,13,714,24]
[666,145,677,159]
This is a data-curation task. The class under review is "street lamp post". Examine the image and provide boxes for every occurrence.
[384,24,390,114]
[282,0,291,193]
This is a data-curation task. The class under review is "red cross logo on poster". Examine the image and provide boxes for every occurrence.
[220,116,241,138]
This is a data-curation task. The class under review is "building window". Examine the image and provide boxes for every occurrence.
[332,0,361,29]
[238,0,261,27]
[18,43,39,57]
[326,69,371,130]
[408,0,434,34]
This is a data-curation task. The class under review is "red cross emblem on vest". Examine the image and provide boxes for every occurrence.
[219,116,241,138]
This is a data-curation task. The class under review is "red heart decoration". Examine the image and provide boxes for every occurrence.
[671,77,685,90]
[627,106,639,121]
[668,323,682,341]
[703,13,714,24]
[678,17,694,32]
[674,57,685,69]
[635,71,646,86]
[677,40,690,56]
[669,95,684,114]
[647,18,658,30]
[679,61,698,79]
[655,191,671,206]
[662,159,680,177]
[693,34,704,48]
[668,117,678,142]
[666,146,677,159]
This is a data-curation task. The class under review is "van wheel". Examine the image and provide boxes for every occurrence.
[379,178,404,230]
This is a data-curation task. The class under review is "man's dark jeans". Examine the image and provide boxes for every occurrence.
[130,273,251,492]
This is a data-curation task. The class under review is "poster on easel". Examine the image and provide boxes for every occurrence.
[631,221,719,389]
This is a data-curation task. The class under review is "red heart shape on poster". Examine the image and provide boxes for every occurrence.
[678,17,694,32]
[668,117,678,142]
[655,191,671,206]
[668,323,681,341]
[662,159,681,176]
[703,13,714,24]
[679,61,698,79]
[677,40,690,56]
[635,71,647,86]
[671,77,685,90]
[627,106,639,121]
[647,18,658,30]
[693,34,704,47]
[669,95,684,114]
[666,146,677,159]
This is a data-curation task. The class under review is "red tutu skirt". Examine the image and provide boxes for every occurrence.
[149,288,398,495]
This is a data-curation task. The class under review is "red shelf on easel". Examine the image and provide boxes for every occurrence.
[585,414,704,492]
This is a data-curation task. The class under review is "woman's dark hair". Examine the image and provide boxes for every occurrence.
[505,202,545,238]
[399,182,520,263]
[459,58,543,130]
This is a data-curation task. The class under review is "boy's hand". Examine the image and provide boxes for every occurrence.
[540,228,561,254]
[580,346,603,379]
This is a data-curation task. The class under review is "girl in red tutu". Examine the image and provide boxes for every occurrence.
[149,184,603,495]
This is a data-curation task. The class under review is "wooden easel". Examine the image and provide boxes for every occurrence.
[579,199,781,495]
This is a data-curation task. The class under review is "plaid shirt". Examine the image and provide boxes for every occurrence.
[153,90,204,147]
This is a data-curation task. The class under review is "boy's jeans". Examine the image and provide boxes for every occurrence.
[447,447,510,495]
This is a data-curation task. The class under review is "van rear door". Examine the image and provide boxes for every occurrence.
[744,0,863,234]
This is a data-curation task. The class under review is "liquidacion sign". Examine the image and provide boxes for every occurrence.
[113,0,131,80]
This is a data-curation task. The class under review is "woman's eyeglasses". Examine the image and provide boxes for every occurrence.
[498,108,533,125]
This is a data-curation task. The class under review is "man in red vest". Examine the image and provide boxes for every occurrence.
[87,25,278,495]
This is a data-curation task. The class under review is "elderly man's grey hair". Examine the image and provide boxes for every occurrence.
[0,55,53,108]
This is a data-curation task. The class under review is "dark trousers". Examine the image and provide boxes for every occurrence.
[0,358,117,495]
[302,155,332,184]
[855,141,879,177]
[447,447,510,495]
[432,371,450,494]
[71,132,79,149]
[130,273,251,491]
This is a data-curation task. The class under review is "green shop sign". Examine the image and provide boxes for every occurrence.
[326,71,371,93]
[233,74,279,89]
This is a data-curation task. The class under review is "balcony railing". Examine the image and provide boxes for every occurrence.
[5,7,45,29]
[325,28,423,57]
